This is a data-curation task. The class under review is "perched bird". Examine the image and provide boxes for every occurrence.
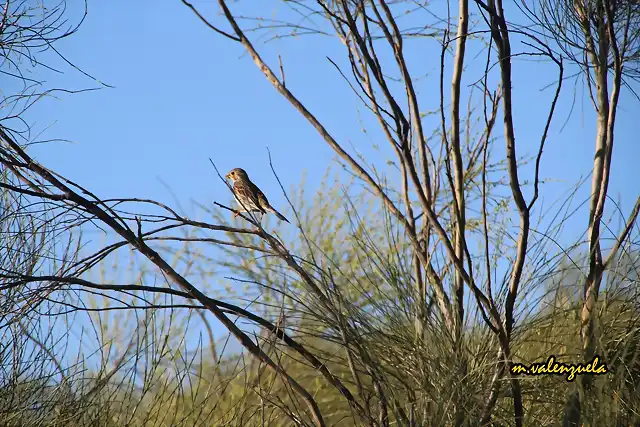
[225,168,290,223]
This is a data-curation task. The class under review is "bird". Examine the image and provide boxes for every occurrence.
[225,168,290,224]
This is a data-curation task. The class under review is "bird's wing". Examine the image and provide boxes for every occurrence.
[253,183,289,223]
[251,182,271,211]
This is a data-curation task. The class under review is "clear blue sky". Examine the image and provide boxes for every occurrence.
[7,1,639,361]
[17,1,638,220]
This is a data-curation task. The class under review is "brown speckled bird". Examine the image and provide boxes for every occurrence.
[225,168,290,223]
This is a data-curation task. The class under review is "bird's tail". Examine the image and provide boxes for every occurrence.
[268,207,290,223]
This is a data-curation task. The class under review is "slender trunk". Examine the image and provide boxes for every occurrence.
[450,1,469,424]
[566,2,623,424]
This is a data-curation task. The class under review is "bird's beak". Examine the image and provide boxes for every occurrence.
[225,173,230,180]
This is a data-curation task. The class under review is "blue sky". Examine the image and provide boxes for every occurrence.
[5,1,639,361]
[14,1,637,221]
[14,1,638,216]
[21,2,345,208]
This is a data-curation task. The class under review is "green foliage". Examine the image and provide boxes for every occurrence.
[1,162,639,426]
